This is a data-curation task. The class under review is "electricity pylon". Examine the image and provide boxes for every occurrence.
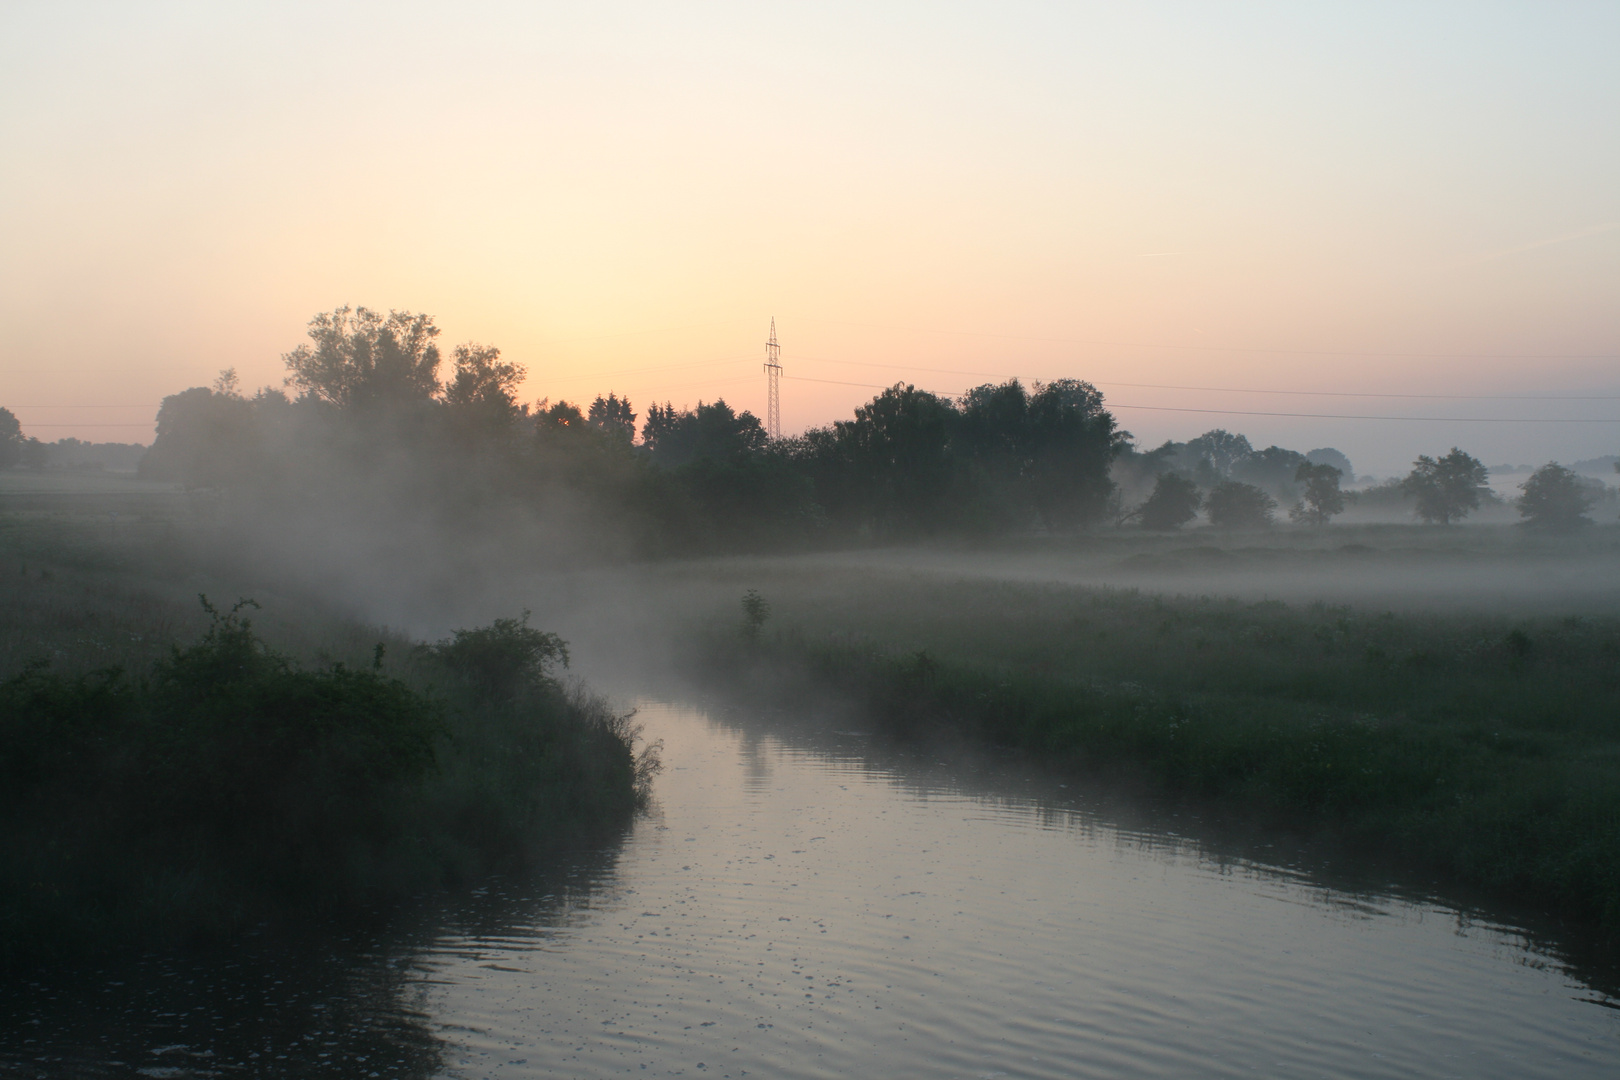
[764,317,782,440]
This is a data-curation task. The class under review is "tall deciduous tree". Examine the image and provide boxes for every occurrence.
[1518,463,1595,530]
[1026,379,1122,531]
[1401,448,1489,524]
[444,343,525,426]
[283,306,442,409]
[1289,462,1345,525]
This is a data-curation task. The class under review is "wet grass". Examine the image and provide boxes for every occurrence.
[697,565,1620,929]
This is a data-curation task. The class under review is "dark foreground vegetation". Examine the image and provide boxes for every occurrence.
[705,578,1620,930]
[0,598,654,967]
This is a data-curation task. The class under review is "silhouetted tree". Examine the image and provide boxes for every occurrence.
[1185,429,1253,479]
[444,343,525,428]
[1205,480,1276,528]
[1289,462,1345,525]
[1402,448,1489,524]
[1518,463,1595,530]
[1137,473,1202,529]
[1230,445,1309,500]
[18,437,48,471]
[283,306,442,409]
[641,400,767,467]
[0,407,20,469]
[588,393,637,442]
[820,384,963,536]
[1306,447,1354,480]
[138,382,256,486]
[1026,379,1122,530]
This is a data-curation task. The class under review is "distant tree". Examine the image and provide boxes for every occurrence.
[283,306,442,409]
[1289,462,1345,525]
[955,378,1121,531]
[1400,448,1489,524]
[1025,379,1121,530]
[535,399,586,429]
[1137,473,1202,529]
[827,384,961,535]
[1306,447,1354,481]
[138,386,256,485]
[587,393,637,442]
[1230,445,1309,499]
[1518,462,1595,530]
[640,399,766,467]
[740,589,771,641]
[1184,429,1253,479]
[444,343,525,426]
[18,437,49,471]
[0,407,21,469]
[1205,480,1276,528]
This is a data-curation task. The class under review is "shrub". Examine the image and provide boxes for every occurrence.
[1137,473,1202,530]
[425,611,568,703]
[1205,480,1276,528]
[0,600,647,963]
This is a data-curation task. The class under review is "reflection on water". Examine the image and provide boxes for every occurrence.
[5,698,1619,1078]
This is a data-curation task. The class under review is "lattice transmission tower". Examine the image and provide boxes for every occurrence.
[763,317,782,440]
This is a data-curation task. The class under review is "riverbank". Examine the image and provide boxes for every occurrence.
[698,576,1620,931]
[0,498,656,967]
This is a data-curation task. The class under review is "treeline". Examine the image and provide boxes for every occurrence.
[1119,431,1606,531]
[136,307,1125,558]
[0,408,147,472]
[130,307,1611,555]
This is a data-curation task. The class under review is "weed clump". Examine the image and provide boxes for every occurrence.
[0,599,652,966]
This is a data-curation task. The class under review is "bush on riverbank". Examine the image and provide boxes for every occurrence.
[703,587,1620,930]
[0,601,652,966]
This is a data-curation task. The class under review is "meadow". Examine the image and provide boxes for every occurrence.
[666,526,1620,931]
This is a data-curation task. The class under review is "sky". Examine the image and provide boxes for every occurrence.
[2,0,1616,475]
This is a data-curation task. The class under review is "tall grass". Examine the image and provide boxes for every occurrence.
[699,576,1620,929]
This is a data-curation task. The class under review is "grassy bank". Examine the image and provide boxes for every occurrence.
[1,602,655,966]
[0,490,656,966]
[699,574,1620,929]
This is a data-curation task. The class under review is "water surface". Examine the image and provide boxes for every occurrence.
[6,698,1618,1078]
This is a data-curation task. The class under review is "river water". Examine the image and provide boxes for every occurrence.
[5,697,1619,1078]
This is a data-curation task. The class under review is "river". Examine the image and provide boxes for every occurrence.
[5,696,1618,1078]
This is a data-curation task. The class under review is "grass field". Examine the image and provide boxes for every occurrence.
[632,530,1620,932]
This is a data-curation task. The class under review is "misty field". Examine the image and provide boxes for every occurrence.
[10,476,1620,950]
[665,530,1620,930]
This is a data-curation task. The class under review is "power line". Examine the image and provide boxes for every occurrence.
[787,354,1620,401]
[1094,380,1620,402]
[1107,403,1620,423]
[783,375,1620,423]
[799,316,1619,360]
